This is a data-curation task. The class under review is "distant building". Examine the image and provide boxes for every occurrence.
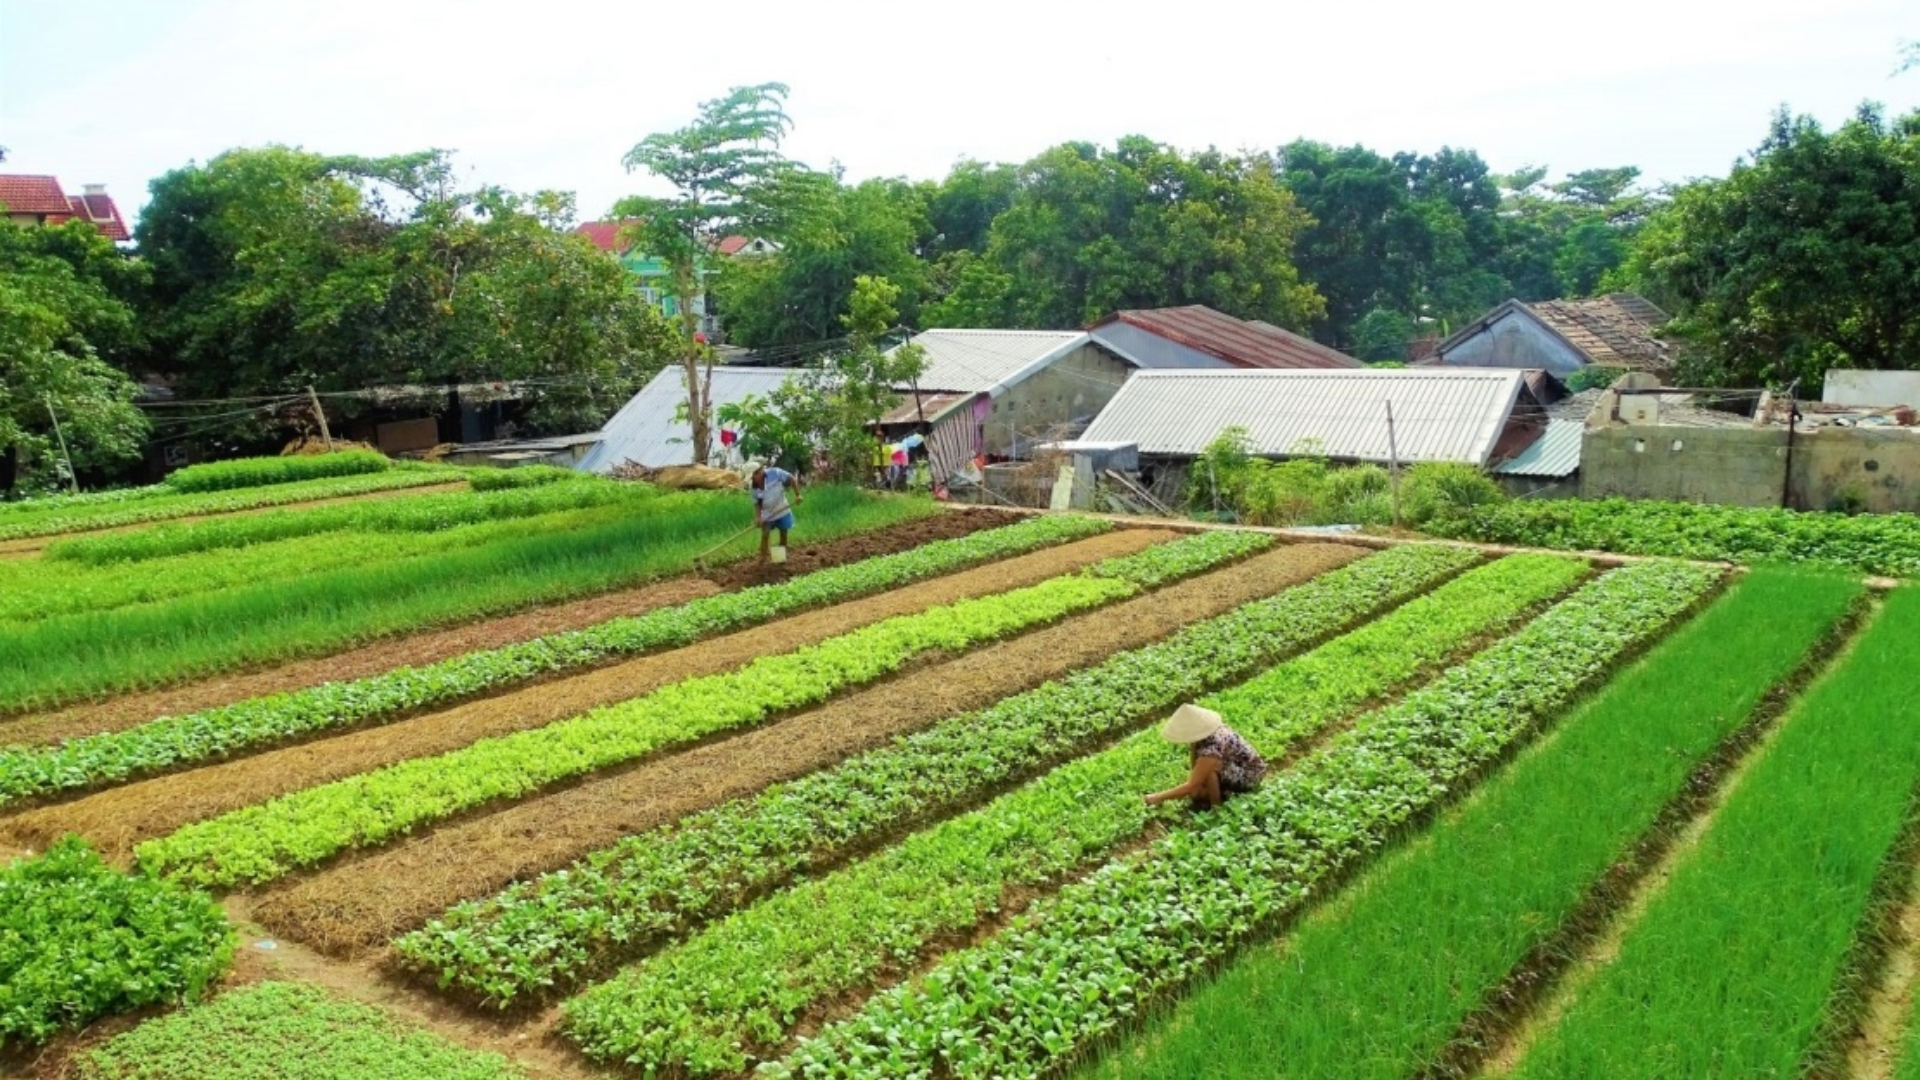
[0,175,130,241]
[571,221,778,340]
[1088,305,1364,370]
[578,365,792,473]
[1431,294,1675,380]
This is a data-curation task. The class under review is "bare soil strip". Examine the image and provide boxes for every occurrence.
[1847,857,1920,1080]
[1,529,1167,864]
[251,543,1364,959]
[0,509,1001,746]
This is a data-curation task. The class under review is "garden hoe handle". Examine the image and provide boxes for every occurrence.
[696,524,758,572]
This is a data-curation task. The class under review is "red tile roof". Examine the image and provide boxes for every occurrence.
[1094,305,1363,370]
[66,192,130,241]
[573,220,637,254]
[0,175,74,215]
[715,235,750,256]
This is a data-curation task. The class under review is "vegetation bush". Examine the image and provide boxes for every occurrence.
[1401,462,1505,525]
[1185,429,1502,528]
[0,838,232,1047]
[163,451,390,493]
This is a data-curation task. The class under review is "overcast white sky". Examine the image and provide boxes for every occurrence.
[3,0,1916,228]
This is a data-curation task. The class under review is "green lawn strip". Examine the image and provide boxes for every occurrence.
[0,838,232,1049]
[559,555,1589,1076]
[0,500,646,624]
[1429,497,1920,577]
[160,450,393,493]
[78,981,529,1080]
[0,466,460,541]
[0,486,921,713]
[396,543,1477,1010]
[0,514,1101,803]
[1505,585,1920,1080]
[766,560,1720,1080]
[134,531,1258,889]
[1074,567,1863,1080]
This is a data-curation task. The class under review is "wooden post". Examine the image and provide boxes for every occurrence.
[43,394,79,494]
[1385,399,1403,529]
[1780,379,1800,510]
[306,386,334,451]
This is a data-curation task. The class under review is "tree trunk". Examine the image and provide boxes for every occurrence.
[674,260,712,464]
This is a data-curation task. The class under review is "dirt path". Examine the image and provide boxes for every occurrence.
[251,543,1364,958]
[1849,857,1920,1080]
[0,510,1001,745]
[2,529,1168,863]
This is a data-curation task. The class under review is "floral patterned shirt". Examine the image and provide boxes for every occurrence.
[1192,726,1268,792]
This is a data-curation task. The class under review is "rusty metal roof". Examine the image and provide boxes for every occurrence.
[1081,368,1526,465]
[1092,306,1362,370]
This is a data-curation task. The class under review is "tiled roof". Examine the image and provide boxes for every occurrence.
[716,235,752,255]
[1525,294,1674,370]
[572,220,635,254]
[1093,306,1362,370]
[66,192,129,241]
[0,175,73,215]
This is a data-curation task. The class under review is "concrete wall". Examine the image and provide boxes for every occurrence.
[1823,370,1920,408]
[1440,309,1588,378]
[982,342,1132,458]
[1581,424,1920,512]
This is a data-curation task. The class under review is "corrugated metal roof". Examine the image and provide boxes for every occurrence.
[1080,368,1526,466]
[1092,306,1362,370]
[878,392,973,426]
[1494,419,1583,478]
[578,366,794,472]
[892,330,1091,393]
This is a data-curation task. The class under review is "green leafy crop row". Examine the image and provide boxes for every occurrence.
[0,838,232,1048]
[766,560,1719,1080]
[0,515,1103,804]
[134,530,1253,887]
[558,555,1588,1075]
[1080,567,1863,1080]
[1429,497,1920,577]
[396,543,1476,1008]
[163,450,392,493]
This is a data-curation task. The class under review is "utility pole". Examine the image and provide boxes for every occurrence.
[306,386,335,452]
[1385,399,1403,529]
[1780,379,1800,510]
[43,394,79,494]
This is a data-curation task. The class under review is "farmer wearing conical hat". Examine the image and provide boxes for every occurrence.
[1144,703,1268,810]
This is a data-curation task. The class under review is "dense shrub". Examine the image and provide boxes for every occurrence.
[1185,428,1499,528]
[164,451,390,493]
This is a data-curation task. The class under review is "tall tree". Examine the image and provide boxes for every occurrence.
[616,82,812,464]
[1631,104,1920,391]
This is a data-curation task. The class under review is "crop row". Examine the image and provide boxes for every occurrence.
[78,981,530,1080]
[0,514,1103,802]
[162,449,393,493]
[46,473,647,564]
[0,838,232,1048]
[765,559,1720,1080]
[134,530,1263,887]
[396,542,1477,1008]
[0,485,923,713]
[0,465,459,541]
[1430,496,1920,577]
[1079,567,1864,1080]
[558,554,1589,1075]
[1508,584,1920,1079]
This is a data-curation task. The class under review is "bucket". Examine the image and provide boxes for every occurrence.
[770,545,788,564]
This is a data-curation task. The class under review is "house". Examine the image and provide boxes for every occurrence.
[1078,367,1550,494]
[0,175,130,241]
[577,366,796,473]
[1431,294,1675,381]
[1087,305,1364,370]
[572,221,779,340]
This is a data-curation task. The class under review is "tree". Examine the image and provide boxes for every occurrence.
[616,82,812,465]
[1631,105,1920,391]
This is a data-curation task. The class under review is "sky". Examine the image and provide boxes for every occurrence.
[2,0,1916,229]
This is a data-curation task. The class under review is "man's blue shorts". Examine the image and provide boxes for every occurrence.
[763,512,795,532]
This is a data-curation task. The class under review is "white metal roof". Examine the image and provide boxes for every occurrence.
[1080,368,1528,466]
[890,329,1092,395]
[577,366,794,472]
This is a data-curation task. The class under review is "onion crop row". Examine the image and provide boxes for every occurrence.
[134,531,1262,888]
[1507,584,1920,1080]
[1077,567,1864,1080]
[765,560,1720,1080]
[558,554,1589,1075]
[395,543,1478,1008]
[0,514,1101,803]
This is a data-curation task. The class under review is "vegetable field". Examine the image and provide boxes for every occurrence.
[3,453,1918,1080]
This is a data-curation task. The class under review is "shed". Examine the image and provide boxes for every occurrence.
[1088,305,1363,371]
[1492,418,1583,498]
[577,366,793,473]
[1433,294,1675,380]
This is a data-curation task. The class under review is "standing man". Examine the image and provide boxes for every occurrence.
[748,460,801,564]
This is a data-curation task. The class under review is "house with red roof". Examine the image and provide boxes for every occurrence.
[570,220,779,340]
[0,175,131,241]
[1087,305,1364,371]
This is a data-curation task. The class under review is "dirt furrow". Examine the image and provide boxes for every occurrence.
[0,509,1000,746]
[1847,858,1920,1080]
[251,543,1365,958]
[1,528,1168,864]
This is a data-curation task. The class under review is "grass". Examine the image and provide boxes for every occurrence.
[1074,567,1863,1080]
[80,982,528,1080]
[1506,584,1920,1079]
[0,486,927,712]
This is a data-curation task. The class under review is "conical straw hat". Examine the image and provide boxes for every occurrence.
[1161,703,1224,744]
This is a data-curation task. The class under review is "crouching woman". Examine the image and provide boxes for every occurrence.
[1143,703,1268,811]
